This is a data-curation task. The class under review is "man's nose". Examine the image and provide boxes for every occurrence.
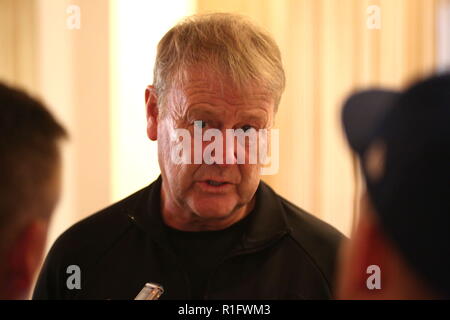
[206,129,237,166]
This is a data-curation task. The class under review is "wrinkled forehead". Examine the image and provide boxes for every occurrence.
[167,67,276,112]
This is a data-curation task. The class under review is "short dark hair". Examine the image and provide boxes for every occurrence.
[0,82,67,253]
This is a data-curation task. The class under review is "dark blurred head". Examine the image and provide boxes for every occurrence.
[0,82,67,299]
[338,73,450,299]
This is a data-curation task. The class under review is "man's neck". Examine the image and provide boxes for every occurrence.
[160,187,255,232]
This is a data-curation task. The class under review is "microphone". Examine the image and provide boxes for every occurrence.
[134,283,164,300]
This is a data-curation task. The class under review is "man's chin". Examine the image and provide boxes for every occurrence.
[193,207,235,220]
[189,200,239,220]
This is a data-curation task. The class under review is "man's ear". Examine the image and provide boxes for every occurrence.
[145,85,159,141]
[5,219,49,299]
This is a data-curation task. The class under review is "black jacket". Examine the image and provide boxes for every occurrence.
[33,176,344,299]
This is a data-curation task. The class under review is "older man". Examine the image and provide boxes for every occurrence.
[0,82,66,299]
[33,13,343,300]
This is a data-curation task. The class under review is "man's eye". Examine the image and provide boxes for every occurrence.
[241,125,255,132]
[193,120,207,129]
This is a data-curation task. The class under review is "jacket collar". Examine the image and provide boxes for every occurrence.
[240,179,291,249]
[130,175,291,250]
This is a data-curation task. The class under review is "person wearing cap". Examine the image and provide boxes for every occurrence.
[337,73,450,299]
[33,13,343,300]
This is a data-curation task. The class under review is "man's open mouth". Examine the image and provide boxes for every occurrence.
[206,180,227,186]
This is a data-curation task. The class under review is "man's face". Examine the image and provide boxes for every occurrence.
[154,71,275,224]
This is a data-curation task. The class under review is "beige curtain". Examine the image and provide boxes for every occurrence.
[0,0,37,92]
[197,0,437,235]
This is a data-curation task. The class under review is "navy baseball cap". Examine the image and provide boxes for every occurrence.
[342,73,450,298]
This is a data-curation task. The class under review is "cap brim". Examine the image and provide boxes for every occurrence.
[342,89,399,155]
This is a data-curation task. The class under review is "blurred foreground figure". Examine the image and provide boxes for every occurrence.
[338,73,450,299]
[0,83,67,299]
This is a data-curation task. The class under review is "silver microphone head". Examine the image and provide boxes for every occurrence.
[134,282,164,300]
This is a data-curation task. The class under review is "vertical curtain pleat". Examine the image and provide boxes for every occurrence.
[0,0,36,92]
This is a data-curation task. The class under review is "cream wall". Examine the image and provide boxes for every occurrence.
[35,0,77,252]
[109,0,196,202]
[0,0,37,91]
[438,0,450,71]
[34,0,112,250]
